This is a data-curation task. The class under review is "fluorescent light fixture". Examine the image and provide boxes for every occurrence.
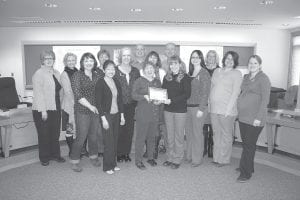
[130,8,142,12]
[89,7,101,11]
[171,8,184,12]
[294,16,300,19]
[260,0,274,5]
[282,23,289,26]
[44,3,58,8]
[214,6,226,10]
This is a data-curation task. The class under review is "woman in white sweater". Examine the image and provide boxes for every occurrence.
[32,50,66,166]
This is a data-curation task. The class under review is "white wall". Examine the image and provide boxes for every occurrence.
[0,25,291,97]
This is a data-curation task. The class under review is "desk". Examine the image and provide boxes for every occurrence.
[0,108,33,157]
[266,111,300,154]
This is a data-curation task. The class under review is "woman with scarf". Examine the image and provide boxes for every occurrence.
[60,53,78,155]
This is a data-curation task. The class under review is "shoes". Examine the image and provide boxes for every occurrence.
[98,153,104,157]
[106,170,114,175]
[143,152,148,158]
[90,158,101,167]
[41,161,49,166]
[136,162,146,170]
[211,161,218,165]
[114,167,121,171]
[52,157,66,163]
[170,163,180,169]
[217,163,229,168]
[191,162,202,167]
[237,176,250,183]
[71,163,82,172]
[163,161,172,167]
[117,155,124,162]
[124,154,132,162]
[147,159,157,167]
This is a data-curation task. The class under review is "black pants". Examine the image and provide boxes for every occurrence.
[32,110,61,162]
[117,103,135,156]
[238,121,263,178]
[103,113,120,171]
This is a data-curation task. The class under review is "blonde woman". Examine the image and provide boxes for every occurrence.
[162,55,191,169]
[60,52,78,155]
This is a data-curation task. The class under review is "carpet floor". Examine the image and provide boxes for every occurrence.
[0,154,300,200]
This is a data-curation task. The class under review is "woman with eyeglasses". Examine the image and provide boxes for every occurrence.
[185,50,211,167]
[32,50,65,166]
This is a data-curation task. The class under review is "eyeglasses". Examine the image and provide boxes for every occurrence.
[44,57,54,60]
[191,57,200,59]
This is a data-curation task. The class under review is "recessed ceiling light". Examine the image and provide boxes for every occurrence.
[130,8,142,12]
[171,8,184,12]
[214,6,226,10]
[89,7,101,11]
[260,0,274,5]
[44,3,58,8]
[282,23,290,26]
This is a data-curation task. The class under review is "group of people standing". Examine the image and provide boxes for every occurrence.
[31,43,271,182]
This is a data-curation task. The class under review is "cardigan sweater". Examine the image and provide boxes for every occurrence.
[162,74,191,113]
[60,71,75,123]
[237,71,271,126]
[209,68,243,116]
[32,66,61,112]
[132,76,161,123]
[114,66,140,105]
[95,78,124,117]
[187,67,211,112]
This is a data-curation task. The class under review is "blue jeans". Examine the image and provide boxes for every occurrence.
[70,112,99,163]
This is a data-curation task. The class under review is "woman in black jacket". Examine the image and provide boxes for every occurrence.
[95,60,125,175]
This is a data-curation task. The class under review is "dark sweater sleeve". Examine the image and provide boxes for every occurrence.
[132,79,146,101]
[71,72,84,101]
[95,79,105,117]
[170,76,191,104]
[198,70,211,112]
[256,75,271,121]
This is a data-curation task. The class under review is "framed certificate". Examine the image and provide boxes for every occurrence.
[148,87,168,101]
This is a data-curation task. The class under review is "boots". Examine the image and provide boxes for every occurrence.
[203,124,209,157]
[154,135,161,159]
[207,125,213,158]
[80,139,89,158]
[66,136,73,156]
[65,123,74,156]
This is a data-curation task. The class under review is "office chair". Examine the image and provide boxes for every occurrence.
[0,77,31,111]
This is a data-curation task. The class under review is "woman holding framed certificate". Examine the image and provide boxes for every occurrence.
[132,62,162,170]
[162,55,191,169]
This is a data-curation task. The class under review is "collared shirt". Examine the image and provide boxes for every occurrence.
[71,70,100,115]
[114,66,140,105]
